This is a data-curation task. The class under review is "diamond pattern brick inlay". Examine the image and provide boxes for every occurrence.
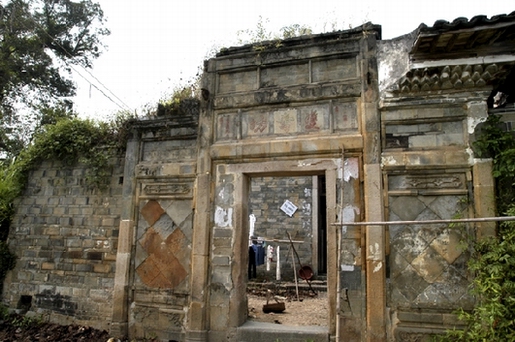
[164,200,192,227]
[140,200,165,226]
[388,192,472,307]
[391,227,430,263]
[411,246,447,283]
[136,226,188,289]
[430,228,463,264]
[152,212,176,240]
[166,228,189,267]
[394,264,429,302]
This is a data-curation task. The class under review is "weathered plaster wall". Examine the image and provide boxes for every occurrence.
[377,32,417,94]
[4,158,124,330]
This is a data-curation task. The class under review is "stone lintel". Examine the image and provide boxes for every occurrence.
[381,150,472,169]
[213,82,362,110]
[212,136,362,161]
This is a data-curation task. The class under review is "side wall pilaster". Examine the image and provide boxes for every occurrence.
[111,134,139,337]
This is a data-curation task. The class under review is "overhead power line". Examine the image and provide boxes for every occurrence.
[18,3,132,112]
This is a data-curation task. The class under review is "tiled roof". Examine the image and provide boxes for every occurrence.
[411,12,515,61]
[418,11,515,33]
[393,63,514,94]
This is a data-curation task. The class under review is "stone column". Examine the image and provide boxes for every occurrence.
[110,134,139,337]
[186,69,214,342]
[473,159,496,238]
[364,164,386,342]
[361,28,387,342]
[185,173,211,342]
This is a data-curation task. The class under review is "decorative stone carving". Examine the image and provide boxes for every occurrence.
[389,174,465,191]
[397,331,425,342]
[405,175,462,189]
[142,183,192,196]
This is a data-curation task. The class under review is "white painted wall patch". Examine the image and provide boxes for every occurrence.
[214,206,233,228]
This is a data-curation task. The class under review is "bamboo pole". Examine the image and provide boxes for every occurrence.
[291,247,300,302]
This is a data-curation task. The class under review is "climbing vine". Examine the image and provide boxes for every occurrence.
[439,207,515,341]
[0,113,135,292]
[473,114,515,213]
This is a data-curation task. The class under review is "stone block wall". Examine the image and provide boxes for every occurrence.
[249,176,313,280]
[4,158,124,330]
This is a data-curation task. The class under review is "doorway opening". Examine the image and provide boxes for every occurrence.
[246,174,328,327]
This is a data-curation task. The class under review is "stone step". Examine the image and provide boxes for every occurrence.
[236,321,329,342]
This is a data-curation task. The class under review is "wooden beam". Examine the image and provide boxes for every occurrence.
[465,31,481,49]
[445,33,458,52]
[489,27,508,45]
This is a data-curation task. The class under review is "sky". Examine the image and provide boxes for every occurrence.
[71,0,515,120]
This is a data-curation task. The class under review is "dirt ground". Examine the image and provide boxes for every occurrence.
[0,285,328,341]
[0,316,114,342]
[247,288,329,326]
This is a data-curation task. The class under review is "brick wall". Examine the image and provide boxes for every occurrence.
[3,157,124,330]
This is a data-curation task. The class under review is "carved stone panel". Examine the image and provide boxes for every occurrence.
[260,63,309,88]
[299,105,328,132]
[333,102,359,132]
[273,109,298,134]
[141,181,193,198]
[218,69,257,94]
[388,173,466,192]
[245,111,270,136]
[142,140,196,162]
[216,113,238,141]
[312,56,358,82]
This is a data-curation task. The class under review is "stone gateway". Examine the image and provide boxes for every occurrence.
[4,12,515,342]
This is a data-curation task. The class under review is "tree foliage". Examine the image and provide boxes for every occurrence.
[0,0,109,157]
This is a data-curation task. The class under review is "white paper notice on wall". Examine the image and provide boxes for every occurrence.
[280,200,298,217]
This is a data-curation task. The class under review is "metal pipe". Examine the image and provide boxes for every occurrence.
[331,216,515,227]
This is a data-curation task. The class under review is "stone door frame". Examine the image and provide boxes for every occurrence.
[225,158,340,336]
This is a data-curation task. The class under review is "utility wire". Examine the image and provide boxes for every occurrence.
[19,3,132,112]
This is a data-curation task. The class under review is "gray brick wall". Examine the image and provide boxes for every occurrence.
[4,157,124,331]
